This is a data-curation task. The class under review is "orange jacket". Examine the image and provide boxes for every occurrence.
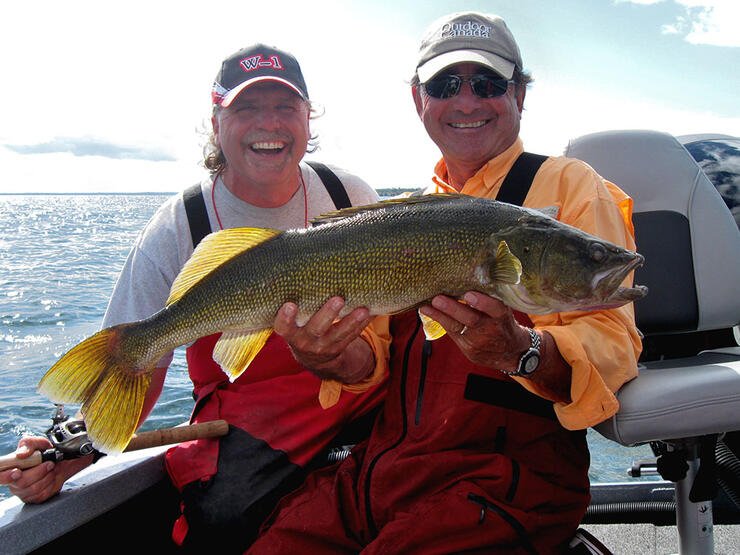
[427,138,642,429]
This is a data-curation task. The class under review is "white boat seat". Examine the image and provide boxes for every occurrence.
[564,129,740,446]
[565,129,740,554]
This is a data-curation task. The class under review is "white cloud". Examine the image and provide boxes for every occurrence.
[1,1,737,194]
[670,1,740,47]
[619,0,740,47]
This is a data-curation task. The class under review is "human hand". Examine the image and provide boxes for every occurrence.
[0,436,69,504]
[273,297,375,383]
[419,291,531,372]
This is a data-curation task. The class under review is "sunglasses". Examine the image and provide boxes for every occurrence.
[423,74,514,100]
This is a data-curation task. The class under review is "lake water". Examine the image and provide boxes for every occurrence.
[0,194,652,501]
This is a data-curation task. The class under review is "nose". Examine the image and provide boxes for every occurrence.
[451,79,483,112]
[255,107,283,130]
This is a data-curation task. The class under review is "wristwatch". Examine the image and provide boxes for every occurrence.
[501,328,541,377]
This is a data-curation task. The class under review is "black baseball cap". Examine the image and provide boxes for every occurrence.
[211,44,309,107]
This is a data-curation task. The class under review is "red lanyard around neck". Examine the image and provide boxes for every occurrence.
[211,169,308,231]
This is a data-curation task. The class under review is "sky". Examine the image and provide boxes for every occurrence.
[0,0,738,193]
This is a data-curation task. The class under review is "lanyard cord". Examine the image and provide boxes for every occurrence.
[211,168,308,231]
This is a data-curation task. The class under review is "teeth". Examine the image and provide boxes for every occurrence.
[450,121,487,129]
[251,141,285,150]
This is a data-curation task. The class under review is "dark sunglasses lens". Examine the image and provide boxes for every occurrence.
[471,76,510,98]
[425,75,461,99]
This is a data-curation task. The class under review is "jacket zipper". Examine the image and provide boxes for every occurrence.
[363,317,422,538]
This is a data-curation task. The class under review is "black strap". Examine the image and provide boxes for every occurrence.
[183,164,352,249]
[183,184,212,249]
[305,161,352,210]
[496,152,548,206]
[464,374,558,421]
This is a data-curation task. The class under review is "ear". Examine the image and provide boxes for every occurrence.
[516,86,526,114]
[412,85,424,119]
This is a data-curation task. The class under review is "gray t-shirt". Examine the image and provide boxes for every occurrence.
[102,162,379,343]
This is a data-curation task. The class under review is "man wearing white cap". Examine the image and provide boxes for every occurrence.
[248,13,640,553]
[3,44,389,553]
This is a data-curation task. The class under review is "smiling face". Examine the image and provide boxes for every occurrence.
[413,62,525,188]
[213,81,310,205]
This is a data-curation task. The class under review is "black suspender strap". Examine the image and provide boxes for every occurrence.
[495,152,548,207]
[305,160,352,210]
[183,164,353,249]
[183,184,211,249]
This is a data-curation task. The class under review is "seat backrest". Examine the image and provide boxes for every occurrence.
[564,130,740,336]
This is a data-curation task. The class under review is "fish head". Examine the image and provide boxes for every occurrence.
[488,214,647,314]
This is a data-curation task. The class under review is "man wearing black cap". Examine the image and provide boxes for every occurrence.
[248,13,640,554]
[3,44,389,552]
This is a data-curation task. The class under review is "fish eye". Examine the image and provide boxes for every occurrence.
[589,242,607,263]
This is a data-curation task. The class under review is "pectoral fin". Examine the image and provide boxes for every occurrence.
[490,241,522,284]
[213,328,273,382]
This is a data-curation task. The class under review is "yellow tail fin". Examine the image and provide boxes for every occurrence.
[37,327,152,455]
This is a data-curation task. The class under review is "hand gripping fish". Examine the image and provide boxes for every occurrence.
[38,194,647,454]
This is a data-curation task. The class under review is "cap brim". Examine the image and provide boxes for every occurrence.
[417,50,515,83]
[220,76,307,107]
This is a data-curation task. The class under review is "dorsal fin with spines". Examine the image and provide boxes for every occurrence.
[167,227,281,305]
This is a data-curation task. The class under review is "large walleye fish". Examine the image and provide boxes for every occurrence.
[38,194,646,453]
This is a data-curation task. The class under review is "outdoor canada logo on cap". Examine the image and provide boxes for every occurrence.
[212,43,309,107]
[415,12,523,83]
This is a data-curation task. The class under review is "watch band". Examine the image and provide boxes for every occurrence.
[500,328,541,377]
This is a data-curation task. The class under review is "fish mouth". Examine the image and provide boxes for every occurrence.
[595,253,648,304]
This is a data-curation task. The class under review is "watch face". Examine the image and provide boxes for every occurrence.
[522,352,540,374]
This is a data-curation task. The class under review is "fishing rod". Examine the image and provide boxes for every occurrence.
[0,405,228,472]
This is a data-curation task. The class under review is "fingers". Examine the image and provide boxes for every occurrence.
[273,302,300,337]
[420,293,512,332]
[0,437,59,503]
[275,298,370,343]
[273,298,373,378]
[16,436,53,456]
[3,460,58,504]
[305,297,348,338]
[460,291,509,318]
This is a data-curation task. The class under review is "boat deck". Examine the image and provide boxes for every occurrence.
[582,523,739,554]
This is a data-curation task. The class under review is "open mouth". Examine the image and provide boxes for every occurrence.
[249,141,287,155]
[449,120,489,129]
[596,254,647,301]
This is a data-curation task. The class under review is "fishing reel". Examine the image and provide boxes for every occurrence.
[44,404,94,459]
